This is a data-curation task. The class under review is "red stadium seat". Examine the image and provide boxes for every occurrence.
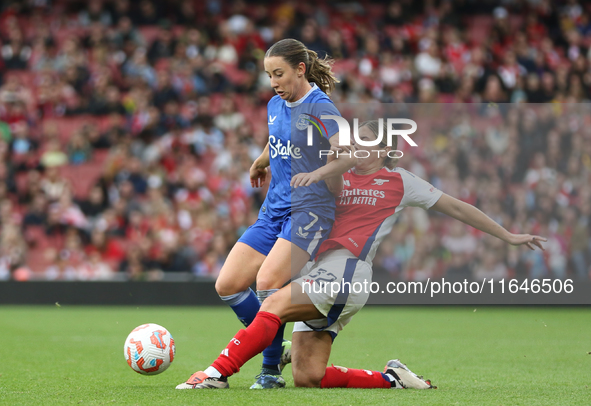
[59,161,104,199]
[93,150,110,164]
[26,247,50,273]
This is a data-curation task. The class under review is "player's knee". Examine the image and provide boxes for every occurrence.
[215,278,247,297]
[255,277,279,291]
[259,290,287,317]
[293,367,323,388]
[256,269,286,291]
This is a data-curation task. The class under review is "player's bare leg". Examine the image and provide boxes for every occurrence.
[291,331,332,387]
[176,282,322,389]
[256,238,310,290]
[251,239,311,388]
[291,329,434,389]
[215,242,265,297]
[215,242,266,328]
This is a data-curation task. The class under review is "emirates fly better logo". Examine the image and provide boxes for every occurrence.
[299,115,419,159]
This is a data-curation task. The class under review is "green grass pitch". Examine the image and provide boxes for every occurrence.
[1,306,589,405]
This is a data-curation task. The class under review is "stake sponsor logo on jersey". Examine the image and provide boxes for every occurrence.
[269,134,302,159]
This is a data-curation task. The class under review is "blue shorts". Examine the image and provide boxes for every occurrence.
[237,211,333,259]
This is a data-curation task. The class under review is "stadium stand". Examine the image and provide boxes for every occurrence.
[0,0,589,282]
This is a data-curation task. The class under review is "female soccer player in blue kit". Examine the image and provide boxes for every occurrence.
[180,39,355,389]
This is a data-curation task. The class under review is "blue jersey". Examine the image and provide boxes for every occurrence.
[261,83,341,221]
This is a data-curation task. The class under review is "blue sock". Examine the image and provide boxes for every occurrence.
[257,289,285,373]
[262,323,286,373]
[219,288,260,327]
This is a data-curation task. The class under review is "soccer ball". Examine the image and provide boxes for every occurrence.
[124,323,175,375]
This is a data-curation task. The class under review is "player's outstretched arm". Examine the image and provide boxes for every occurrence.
[290,152,356,191]
[250,142,270,188]
[430,193,547,251]
[291,134,356,191]
[323,146,346,196]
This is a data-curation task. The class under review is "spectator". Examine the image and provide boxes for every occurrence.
[148,24,177,65]
[40,139,68,168]
[88,85,126,115]
[22,193,48,227]
[153,70,179,108]
[1,28,32,70]
[41,167,70,202]
[44,248,77,281]
[415,42,442,78]
[0,224,27,280]
[51,190,88,230]
[79,0,112,27]
[189,115,224,155]
[119,244,148,280]
[213,96,245,132]
[134,0,160,26]
[78,251,114,280]
[115,157,148,195]
[88,121,117,150]
[123,48,157,87]
[85,228,125,265]
[175,0,198,27]
[0,161,17,196]
[78,185,109,220]
[9,122,38,164]
[67,132,93,165]
[111,0,132,25]
[182,28,204,60]
[111,16,146,49]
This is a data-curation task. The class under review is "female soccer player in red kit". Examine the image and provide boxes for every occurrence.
[177,121,546,390]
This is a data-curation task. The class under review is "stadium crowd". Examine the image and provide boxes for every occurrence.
[0,0,590,282]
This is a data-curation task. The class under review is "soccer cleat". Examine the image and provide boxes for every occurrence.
[384,359,436,389]
[175,371,229,389]
[249,373,286,389]
[279,340,292,371]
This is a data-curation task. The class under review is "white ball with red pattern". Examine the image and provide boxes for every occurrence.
[124,323,176,375]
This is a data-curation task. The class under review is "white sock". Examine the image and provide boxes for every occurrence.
[204,366,222,378]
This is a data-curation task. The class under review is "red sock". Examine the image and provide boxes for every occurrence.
[320,366,391,389]
[211,311,282,377]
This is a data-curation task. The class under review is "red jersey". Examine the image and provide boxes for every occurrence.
[316,167,443,264]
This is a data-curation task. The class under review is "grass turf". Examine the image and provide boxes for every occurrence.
[0,306,589,405]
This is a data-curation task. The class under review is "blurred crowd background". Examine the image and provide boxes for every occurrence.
[0,0,589,282]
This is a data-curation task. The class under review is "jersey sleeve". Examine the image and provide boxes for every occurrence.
[313,101,341,139]
[398,169,443,210]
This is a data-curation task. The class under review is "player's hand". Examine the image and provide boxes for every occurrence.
[291,171,322,188]
[506,234,547,251]
[250,165,267,188]
[336,144,354,154]
[327,145,356,163]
